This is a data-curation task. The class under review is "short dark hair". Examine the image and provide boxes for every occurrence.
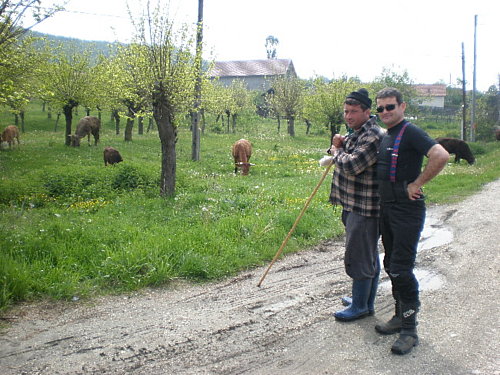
[376,87,403,104]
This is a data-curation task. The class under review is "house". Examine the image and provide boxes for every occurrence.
[414,84,447,108]
[208,59,297,91]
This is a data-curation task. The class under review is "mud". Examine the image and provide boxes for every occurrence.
[1,180,499,375]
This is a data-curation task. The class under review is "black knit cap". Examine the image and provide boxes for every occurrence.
[346,88,372,108]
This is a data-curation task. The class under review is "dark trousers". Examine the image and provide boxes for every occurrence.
[342,210,380,280]
[379,200,425,305]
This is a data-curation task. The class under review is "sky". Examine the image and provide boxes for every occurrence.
[30,0,499,92]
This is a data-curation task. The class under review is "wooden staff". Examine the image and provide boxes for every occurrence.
[257,163,333,287]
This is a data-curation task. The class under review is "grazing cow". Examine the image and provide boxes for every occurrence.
[436,137,475,165]
[103,146,123,166]
[232,139,252,175]
[70,116,100,147]
[0,125,20,149]
[495,127,500,141]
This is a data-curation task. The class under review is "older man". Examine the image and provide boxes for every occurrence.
[329,88,384,321]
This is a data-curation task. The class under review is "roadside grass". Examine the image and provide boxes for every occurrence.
[0,104,498,313]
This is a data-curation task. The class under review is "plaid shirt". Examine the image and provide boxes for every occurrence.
[329,116,385,217]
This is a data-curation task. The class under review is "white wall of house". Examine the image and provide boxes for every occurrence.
[418,96,445,108]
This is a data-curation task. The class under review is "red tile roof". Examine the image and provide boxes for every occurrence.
[414,84,447,96]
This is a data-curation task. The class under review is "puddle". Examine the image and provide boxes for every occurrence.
[378,211,451,291]
[379,269,444,291]
[418,215,453,251]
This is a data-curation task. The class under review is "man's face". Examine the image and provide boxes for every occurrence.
[343,104,370,131]
[376,97,406,128]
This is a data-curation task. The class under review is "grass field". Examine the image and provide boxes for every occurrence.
[1,103,499,312]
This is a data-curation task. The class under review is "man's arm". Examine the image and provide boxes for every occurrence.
[407,144,450,200]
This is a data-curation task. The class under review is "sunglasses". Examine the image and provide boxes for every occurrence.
[376,104,397,113]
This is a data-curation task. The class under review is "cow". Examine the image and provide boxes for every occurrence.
[103,146,123,166]
[436,137,475,165]
[495,127,500,141]
[70,116,100,147]
[231,139,253,175]
[0,125,20,149]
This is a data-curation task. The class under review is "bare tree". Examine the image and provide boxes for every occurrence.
[0,0,63,49]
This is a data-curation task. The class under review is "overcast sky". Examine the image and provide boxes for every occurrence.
[31,0,499,92]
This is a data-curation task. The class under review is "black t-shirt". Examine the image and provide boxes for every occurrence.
[377,120,436,183]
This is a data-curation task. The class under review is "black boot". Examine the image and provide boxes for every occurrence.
[375,298,402,335]
[391,303,419,355]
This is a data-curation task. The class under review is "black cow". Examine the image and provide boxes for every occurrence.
[436,137,475,165]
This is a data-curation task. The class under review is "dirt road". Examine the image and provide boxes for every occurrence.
[1,180,499,375]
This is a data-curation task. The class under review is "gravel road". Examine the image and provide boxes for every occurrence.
[1,179,499,375]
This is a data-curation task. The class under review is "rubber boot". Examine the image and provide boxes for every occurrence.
[367,272,379,314]
[391,303,419,355]
[334,279,371,321]
[375,298,402,335]
[340,274,379,315]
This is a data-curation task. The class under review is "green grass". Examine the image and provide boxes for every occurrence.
[0,103,499,312]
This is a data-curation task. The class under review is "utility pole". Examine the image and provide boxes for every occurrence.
[191,0,204,161]
[461,42,467,141]
[470,15,477,142]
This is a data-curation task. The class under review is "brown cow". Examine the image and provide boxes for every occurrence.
[232,139,253,175]
[495,127,500,141]
[0,125,20,149]
[70,116,100,147]
[104,146,123,166]
[436,137,475,165]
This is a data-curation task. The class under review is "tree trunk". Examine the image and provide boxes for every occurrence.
[63,103,74,146]
[287,117,295,137]
[112,110,120,134]
[20,111,25,132]
[191,111,200,160]
[231,114,237,133]
[201,109,206,134]
[124,107,135,142]
[147,118,155,133]
[138,117,144,135]
[154,90,177,197]
[305,119,311,135]
[125,118,134,141]
[54,113,60,132]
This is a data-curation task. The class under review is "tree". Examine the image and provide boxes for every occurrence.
[130,0,197,197]
[0,0,62,50]
[372,67,417,114]
[109,43,152,142]
[202,80,232,132]
[38,45,96,145]
[265,35,279,59]
[302,77,359,137]
[266,76,305,136]
[475,85,499,141]
[226,79,250,133]
[0,35,45,131]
